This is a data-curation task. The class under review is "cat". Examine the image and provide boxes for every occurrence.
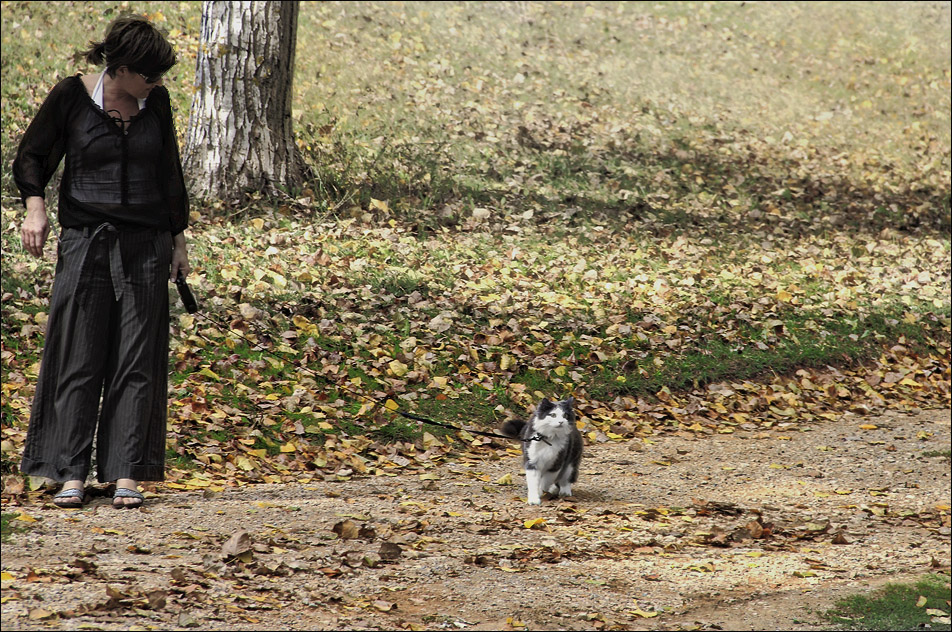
[500,397,582,505]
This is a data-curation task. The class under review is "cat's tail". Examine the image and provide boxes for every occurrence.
[500,419,526,439]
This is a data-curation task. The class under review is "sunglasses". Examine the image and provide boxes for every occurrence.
[135,70,166,84]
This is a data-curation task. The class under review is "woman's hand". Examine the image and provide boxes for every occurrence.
[21,197,50,257]
[170,232,191,281]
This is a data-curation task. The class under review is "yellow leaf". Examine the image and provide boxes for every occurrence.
[422,432,442,450]
[251,218,265,230]
[280,442,297,453]
[14,513,37,523]
[388,359,409,377]
[630,609,659,618]
[199,367,220,381]
[270,271,287,288]
[859,424,878,430]
[523,517,547,529]
[235,456,255,471]
[777,289,793,302]
[917,596,928,608]
[384,399,399,412]
[495,473,513,485]
[1,572,15,581]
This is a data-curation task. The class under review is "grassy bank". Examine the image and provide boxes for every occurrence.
[1,2,949,484]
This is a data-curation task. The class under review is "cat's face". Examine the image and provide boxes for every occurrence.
[534,398,575,434]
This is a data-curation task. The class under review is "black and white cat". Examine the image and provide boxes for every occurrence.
[500,397,582,505]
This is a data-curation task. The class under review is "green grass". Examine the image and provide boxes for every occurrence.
[823,574,952,631]
[1,512,27,542]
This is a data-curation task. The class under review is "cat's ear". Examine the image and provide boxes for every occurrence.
[566,396,575,407]
[537,398,553,415]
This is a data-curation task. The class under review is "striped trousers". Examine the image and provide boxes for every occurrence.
[20,224,173,483]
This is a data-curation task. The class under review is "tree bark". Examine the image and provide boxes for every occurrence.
[183,0,305,203]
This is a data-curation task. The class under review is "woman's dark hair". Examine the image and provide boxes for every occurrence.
[79,15,176,78]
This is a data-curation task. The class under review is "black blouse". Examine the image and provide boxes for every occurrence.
[13,75,189,236]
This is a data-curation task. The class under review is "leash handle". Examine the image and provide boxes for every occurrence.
[175,273,198,314]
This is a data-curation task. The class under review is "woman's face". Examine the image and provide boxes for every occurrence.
[114,66,164,100]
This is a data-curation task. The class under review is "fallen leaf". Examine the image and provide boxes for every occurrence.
[221,530,252,558]
[332,520,361,540]
[379,541,403,561]
[28,608,55,620]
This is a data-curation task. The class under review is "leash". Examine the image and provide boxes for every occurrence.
[179,292,517,443]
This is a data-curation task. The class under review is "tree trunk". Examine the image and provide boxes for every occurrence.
[183,0,305,203]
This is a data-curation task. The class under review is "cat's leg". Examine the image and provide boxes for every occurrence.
[525,467,543,505]
[556,465,577,497]
[541,471,560,497]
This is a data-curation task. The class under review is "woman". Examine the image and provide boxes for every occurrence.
[14,15,190,509]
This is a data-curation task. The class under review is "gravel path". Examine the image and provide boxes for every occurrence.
[2,407,949,631]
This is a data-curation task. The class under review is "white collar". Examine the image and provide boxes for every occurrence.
[91,72,146,111]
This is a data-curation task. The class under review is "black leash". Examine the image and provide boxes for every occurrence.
[382,409,516,442]
[177,282,516,442]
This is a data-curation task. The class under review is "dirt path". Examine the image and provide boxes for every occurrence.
[2,407,950,631]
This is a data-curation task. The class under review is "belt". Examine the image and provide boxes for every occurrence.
[71,223,158,305]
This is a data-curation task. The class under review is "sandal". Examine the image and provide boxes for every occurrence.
[112,487,144,509]
[53,487,87,508]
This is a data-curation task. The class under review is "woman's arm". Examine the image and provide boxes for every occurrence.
[15,79,73,257]
[171,231,190,282]
[21,196,51,258]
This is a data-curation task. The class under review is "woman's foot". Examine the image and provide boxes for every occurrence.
[112,478,143,509]
[53,480,86,508]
